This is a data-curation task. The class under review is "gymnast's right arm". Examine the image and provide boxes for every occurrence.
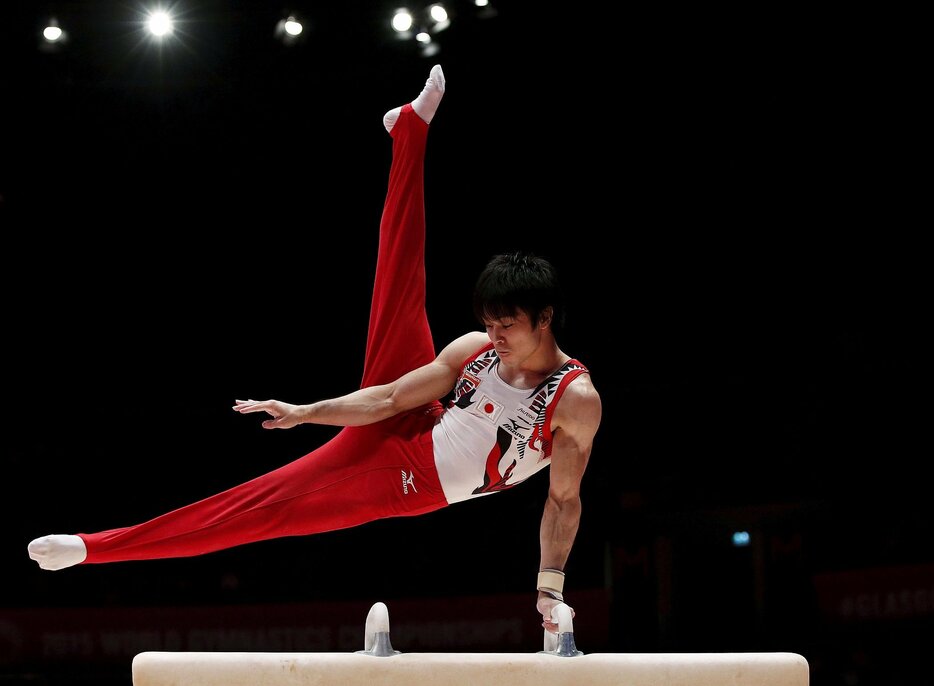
[233,331,488,430]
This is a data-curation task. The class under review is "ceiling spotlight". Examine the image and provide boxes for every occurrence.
[427,3,450,31]
[428,4,448,22]
[275,14,306,44]
[391,8,414,33]
[43,24,63,42]
[284,17,303,36]
[146,10,174,37]
[416,31,431,43]
[39,17,68,52]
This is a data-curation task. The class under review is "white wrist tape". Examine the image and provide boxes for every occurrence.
[537,569,565,601]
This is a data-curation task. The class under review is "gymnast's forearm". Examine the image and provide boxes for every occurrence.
[297,385,400,427]
[539,493,581,572]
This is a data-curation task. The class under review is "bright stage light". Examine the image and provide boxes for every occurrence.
[146,10,174,37]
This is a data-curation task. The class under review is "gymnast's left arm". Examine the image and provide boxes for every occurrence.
[536,375,602,633]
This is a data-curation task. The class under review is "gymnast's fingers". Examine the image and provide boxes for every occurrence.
[233,399,270,413]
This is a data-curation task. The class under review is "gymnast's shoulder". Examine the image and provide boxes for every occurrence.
[551,372,601,436]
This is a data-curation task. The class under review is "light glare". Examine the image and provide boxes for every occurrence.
[392,9,413,32]
[147,11,173,36]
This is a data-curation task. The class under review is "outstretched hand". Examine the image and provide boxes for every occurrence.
[233,399,303,430]
[537,595,575,634]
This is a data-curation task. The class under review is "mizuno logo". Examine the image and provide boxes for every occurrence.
[402,469,417,495]
[506,417,530,431]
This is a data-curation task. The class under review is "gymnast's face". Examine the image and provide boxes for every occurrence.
[483,308,549,365]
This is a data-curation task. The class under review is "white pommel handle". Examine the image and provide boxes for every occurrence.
[552,602,574,633]
[543,602,574,653]
[364,601,391,652]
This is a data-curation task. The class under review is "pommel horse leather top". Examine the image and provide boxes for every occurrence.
[132,601,809,686]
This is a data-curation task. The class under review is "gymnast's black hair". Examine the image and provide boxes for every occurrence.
[472,252,566,335]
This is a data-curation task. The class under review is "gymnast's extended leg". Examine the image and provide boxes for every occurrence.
[27,66,447,571]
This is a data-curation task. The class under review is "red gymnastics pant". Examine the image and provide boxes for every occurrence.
[80,105,449,564]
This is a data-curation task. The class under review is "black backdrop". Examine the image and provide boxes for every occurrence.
[1,3,926,685]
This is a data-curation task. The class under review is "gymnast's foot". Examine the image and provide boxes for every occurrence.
[383,64,446,133]
[28,534,87,570]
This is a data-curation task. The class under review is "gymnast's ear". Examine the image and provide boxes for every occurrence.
[540,306,553,329]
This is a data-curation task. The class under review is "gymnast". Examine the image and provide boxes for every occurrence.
[27,65,602,634]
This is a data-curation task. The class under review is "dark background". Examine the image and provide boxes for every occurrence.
[1,2,927,685]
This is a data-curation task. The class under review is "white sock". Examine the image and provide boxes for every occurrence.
[28,534,88,571]
[384,64,446,133]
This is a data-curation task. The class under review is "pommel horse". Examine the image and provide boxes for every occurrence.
[132,601,809,685]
